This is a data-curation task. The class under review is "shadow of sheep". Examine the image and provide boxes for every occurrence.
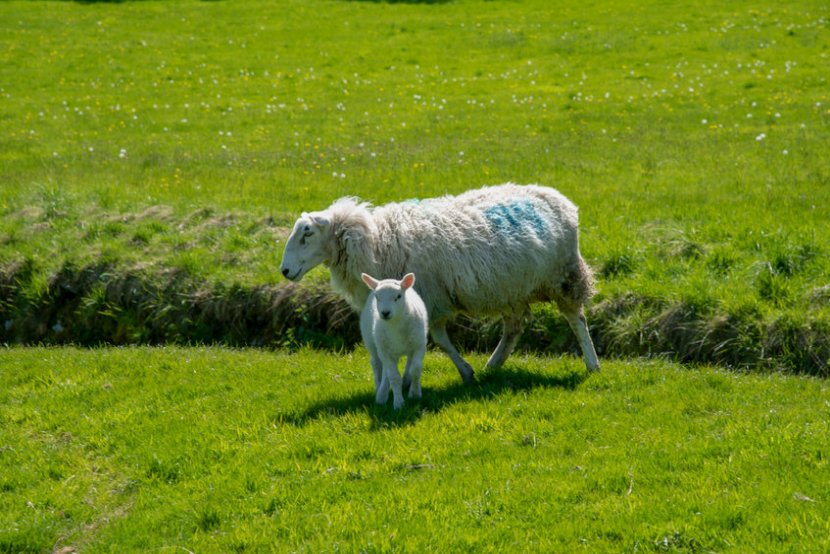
[275,363,589,429]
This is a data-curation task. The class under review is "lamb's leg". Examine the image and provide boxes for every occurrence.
[380,357,405,410]
[558,303,600,372]
[404,347,426,400]
[375,355,392,405]
[485,312,524,370]
[430,323,475,384]
[368,347,384,394]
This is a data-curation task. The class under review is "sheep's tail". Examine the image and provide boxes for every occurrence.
[563,255,596,306]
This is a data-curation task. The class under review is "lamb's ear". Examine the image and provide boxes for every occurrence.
[400,273,415,290]
[361,273,379,290]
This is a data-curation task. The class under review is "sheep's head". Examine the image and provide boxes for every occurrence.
[280,211,331,281]
[362,273,416,321]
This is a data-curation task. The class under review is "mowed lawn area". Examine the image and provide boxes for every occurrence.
[2,347,830,552]
[1,0,830,551]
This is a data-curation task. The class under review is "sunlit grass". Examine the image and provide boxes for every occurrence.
[1,0,829,371]
[2,346,829,551]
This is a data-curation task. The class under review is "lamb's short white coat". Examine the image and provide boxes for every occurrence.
[360,273,428,409]
[280,183,600,382]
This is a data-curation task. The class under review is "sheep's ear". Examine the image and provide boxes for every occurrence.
[400,273,415,290]
[361,273,379,290]
[309,212,331,228]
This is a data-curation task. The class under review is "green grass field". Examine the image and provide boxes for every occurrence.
[1,0,830,551]
[1,0,829,371]
[2,347,830,552]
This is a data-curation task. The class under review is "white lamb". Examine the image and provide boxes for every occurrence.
[280,183,600,383]
[360,272,428,410]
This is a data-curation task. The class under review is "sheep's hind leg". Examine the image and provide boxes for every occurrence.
[485,311,524,370]
[430,323,475,384]
[557,301,600,372]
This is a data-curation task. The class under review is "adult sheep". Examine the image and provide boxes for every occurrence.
[280,183,600,383]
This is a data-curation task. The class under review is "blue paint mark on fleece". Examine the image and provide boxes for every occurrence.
[484,200,547,237]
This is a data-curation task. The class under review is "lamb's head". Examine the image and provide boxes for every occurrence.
[362,273,416,322]
[280,210,332,281]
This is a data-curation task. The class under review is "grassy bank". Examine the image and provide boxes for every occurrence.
[1,203,828,373]
[2,346,829,552]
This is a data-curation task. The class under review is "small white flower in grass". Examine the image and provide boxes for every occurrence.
[782,149,789,155]
[702,119,708,124]
[756,133,766,141]
[119,148,127,159]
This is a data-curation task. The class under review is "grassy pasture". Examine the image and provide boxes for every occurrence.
[1,2,830,550]
[1,0,829,371]
[2,347,830,552]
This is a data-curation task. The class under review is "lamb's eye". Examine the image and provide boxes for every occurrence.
[396,294,402,300]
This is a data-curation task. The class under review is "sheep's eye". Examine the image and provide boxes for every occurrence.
[396,293,402,301]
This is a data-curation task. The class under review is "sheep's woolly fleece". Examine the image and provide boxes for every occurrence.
[281,183,599,376]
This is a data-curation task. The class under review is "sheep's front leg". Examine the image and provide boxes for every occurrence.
[375,365,391,406]
[404,347,426,400]
[379,356,404,410]
[485,311,524,370]
[368,349,384,394]
[430,323,474,384]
